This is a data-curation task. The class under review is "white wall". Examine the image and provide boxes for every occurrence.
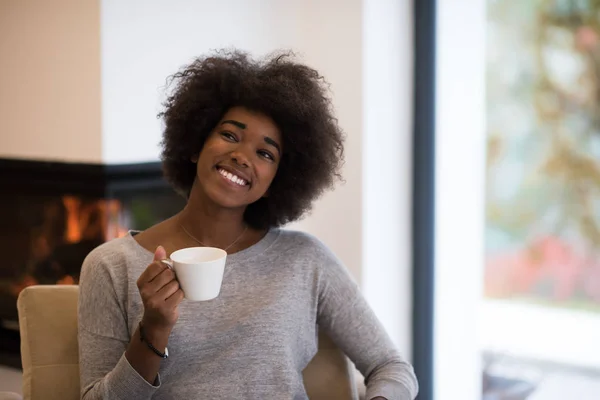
[100,0,362,165]
[362,0,414,354]
[0,0,102,162]
[435,0,486,399]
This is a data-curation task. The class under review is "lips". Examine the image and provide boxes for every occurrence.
[216,166,249,187]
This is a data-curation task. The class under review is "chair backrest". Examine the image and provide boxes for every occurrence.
[17,285,79,400]
[303,331,358,399]
[17,285,357,400]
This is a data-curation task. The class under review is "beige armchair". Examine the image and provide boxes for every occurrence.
[0,393,22,400]
[15,285,365,400]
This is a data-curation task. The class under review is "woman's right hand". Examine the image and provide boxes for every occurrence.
[136,246,185,335]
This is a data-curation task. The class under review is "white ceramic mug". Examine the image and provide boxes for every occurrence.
[160,247,227,301]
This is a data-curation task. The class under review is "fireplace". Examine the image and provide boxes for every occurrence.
[0,158,186,368]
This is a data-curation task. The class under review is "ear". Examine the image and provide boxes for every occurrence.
[191,154,199,163]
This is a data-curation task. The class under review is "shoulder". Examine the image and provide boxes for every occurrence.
[274,230,359,296]
[80,233,149,282]
[273,229,342,267]
[275,229,330,252]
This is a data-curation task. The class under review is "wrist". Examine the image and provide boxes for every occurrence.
[140,319,172,340]
[139,321,169,359]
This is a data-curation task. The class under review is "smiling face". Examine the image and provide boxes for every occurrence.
[190,107,283,211]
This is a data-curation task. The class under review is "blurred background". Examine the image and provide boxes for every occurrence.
[436,0,600,399]
[0,0,598,399]
[482,0,600,399]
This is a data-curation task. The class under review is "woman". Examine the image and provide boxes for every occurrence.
[78,50,418,400]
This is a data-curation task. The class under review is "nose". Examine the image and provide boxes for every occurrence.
[230,149,250,168]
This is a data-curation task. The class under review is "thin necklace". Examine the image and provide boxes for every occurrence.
[179,216,248,252]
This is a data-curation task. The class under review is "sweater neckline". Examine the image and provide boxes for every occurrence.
[125,228,281,264]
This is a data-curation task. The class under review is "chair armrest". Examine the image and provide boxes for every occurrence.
[355,369,366,400]
[0,392,23,400]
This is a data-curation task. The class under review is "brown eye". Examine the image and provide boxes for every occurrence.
[220,132,237,141]
[258,150,275,161]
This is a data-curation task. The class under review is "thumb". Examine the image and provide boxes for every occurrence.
[154,245,167,262]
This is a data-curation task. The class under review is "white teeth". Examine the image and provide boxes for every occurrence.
[218,168,247,186]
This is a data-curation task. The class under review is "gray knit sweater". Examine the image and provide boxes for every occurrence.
[78,229,418,399]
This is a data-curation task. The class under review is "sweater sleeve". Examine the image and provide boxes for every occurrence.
[315,246,418,400]
[78,247,161,399]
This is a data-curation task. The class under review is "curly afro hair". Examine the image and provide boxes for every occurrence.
[159,50,345,230]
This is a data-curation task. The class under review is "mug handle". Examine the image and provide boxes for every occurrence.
[160,258,174,270]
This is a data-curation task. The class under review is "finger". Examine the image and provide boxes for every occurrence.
[165,288,185,308]
[149,266,177,289]
[154,245,174,271]
[137,260,168,287]
[154,245,167,262]
[156,279,180,301]
[144,279,178,310]
[137,246,169,285]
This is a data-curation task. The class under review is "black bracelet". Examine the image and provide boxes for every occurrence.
[139,322,169,359]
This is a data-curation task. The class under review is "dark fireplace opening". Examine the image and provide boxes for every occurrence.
[0,158,186,368]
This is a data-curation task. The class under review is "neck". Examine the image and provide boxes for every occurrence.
[177,188,248,249]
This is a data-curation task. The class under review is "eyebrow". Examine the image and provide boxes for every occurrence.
[221,120,246,129]
[221,119,281,155]
[264,137,281,155]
